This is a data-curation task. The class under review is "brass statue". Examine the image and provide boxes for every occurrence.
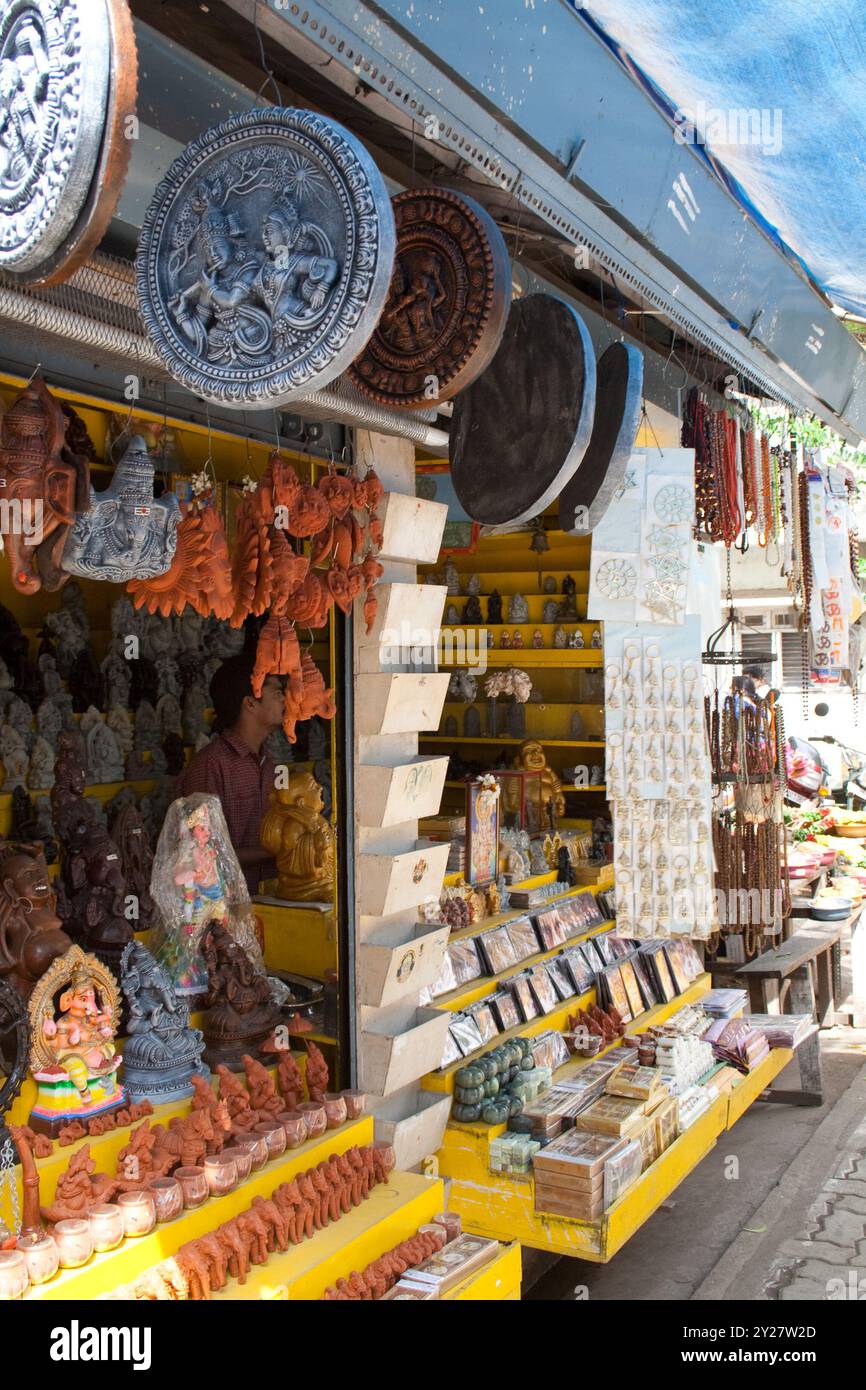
[260,772,335,903]
[501,739,565,827]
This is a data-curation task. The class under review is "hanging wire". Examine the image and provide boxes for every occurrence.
[253,0,284,106]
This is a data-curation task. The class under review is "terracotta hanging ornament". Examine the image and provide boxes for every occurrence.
[61,435,181,584]
[0,377,89,595]
[0,0,138,287]
[128,491,233,619]
[284,572,334,630]
[282,653,336,744]
[230,476,273,627]
[360,554,384,635]
[349,187,510,409]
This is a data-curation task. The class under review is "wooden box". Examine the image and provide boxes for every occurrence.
[356,582,447,650]
[370,1088,452,1170]
[358,920,451,1008]
[356,672,451,735]
[376,492,449,564]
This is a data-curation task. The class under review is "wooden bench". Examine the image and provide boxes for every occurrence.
[733,920,847,1106]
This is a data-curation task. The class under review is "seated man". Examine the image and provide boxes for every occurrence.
[178,651,282,893]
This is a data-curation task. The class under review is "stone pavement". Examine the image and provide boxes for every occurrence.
[763,1115,866,1300]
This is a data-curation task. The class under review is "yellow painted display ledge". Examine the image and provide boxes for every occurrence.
[27,1116,372,1301]
[436,651,602,670]
[445,1241,521,1301]
[213,1170,443,1300]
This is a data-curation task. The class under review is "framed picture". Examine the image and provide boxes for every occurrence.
[466,777,500,886]
[618,957,645,1020]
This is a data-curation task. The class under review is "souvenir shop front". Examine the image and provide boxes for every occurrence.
[0,0,863,1305]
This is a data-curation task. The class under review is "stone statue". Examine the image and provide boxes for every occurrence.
[445,603,460,625]
[443,559,459,595]
[463,594,483,624]
[0,724,29,790]
[508,593,529,623]
[553,625,568,649]
[35,699,64,751]
[42,608,87,678]
[100,649,132,709]
[259,773,335,903]
[7,695,34,749]
[67,649,101,714]
[0,840,71,997]
[142,614,176,662]
[28,736,55,790]
[37,653,62,697]
[487,590,503,624]
[569,629,585,649]
[155,654,181,701]
[182,682,209,746]
[200,920,282,1071]
[61,436,181,584]
[134,700,160,753]
[107,707,134,758]
[543,599,559,624]
[85,719,125,785]
[125,750,151,781]
[466,574,481,596]
[156,694,183,739]
[120,941,208,1103]
[27,945,125,1136]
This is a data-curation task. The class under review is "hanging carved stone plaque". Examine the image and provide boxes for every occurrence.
[0,0,137,285]
[61,435,181,583]
[450,294,596,528]
[559,340,644,535]
[136,108,396,409]
[348,187,510,409]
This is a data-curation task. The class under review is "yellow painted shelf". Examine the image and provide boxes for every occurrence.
[437,649,601,669]
[211,1170,444,1301]
[256,898,338,981]
[443,781,605,792]
[725,1046,794,1128]
[27,1117,373,1301]
[420,735,605,747]
[444,1240,522,1300]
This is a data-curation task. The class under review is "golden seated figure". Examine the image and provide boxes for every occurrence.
[260,772,335,903]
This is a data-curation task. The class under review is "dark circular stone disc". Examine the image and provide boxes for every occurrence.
[450,294,596,527]
[559,340,644,534]
[348,186,510,409]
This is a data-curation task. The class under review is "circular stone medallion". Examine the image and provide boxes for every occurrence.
[136,108,396,410]
[450,294,596,528]
[348,186,510,409]
[0,0,111,273]
[558,340,644,534]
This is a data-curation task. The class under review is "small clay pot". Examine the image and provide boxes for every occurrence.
[0,1249,30,1299]
[371,1141,396,1175]
[276,1112,307,1149]
[340,1089,366,1120]
[323,1092,347,1129]
[54,1218,94,1269]
[18,1231,59,1285]
[297,1101,326,1140]
[203,1154,238,1196]
[88,1203,124,1253]
[117,1190,157,1238]
[233,1134,268,1172]
[221,1145,252,1182]
[433,1210,462,1242]
[175,1166,209,1209]
[147,1177,184,1223]
[254,1120,287,1159]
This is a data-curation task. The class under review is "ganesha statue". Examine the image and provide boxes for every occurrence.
[27,946,125,1136]
[120,940,209,1103]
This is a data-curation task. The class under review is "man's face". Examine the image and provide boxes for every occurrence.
[255,676,285,731]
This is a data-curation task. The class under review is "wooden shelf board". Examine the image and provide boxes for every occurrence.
[420,736,605,747]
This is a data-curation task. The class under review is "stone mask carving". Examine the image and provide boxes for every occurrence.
[61,435,180,583]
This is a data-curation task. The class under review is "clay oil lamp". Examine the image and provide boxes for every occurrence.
[18,1230,60,1285]
[340,1089,366,1120]
[323,1093,347,1130]
[54,1218,94,1269]
[220,1146,252,1183]
[0,1249,30,1299]
[147,1177,184,1224]
[275,1112,306,1150]
[203,1154,238,1196]
[117,1190,157,1238]
[253,1120,286,1159]
[233,1135,268,1173]
[175,1166,209,1209]
[297,1101,327,1140]
[88,1204,124,1253]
